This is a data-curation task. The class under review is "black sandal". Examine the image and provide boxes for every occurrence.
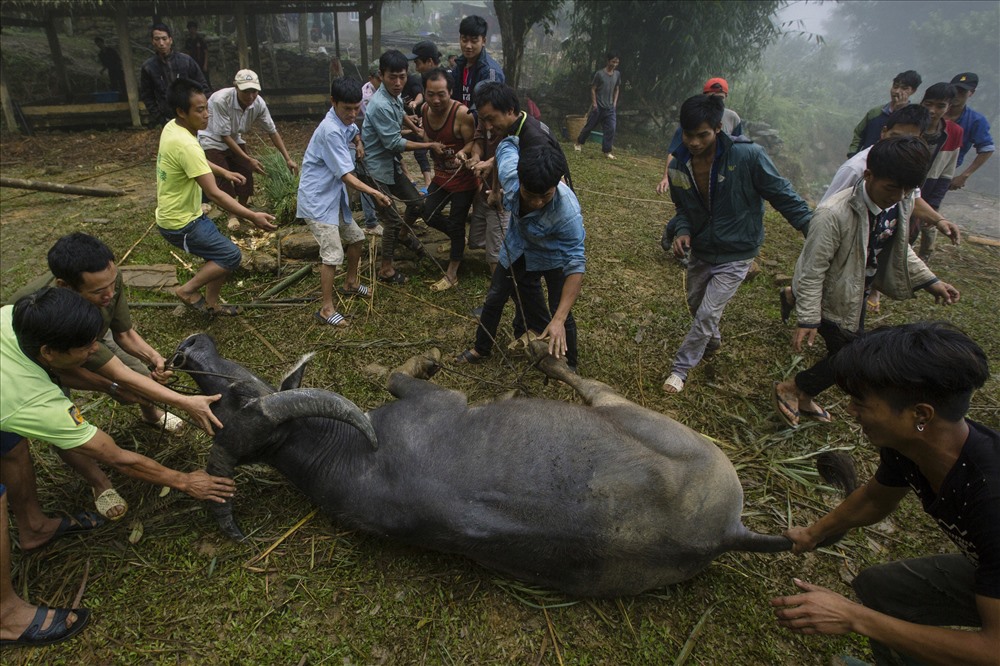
[454,348,488,364]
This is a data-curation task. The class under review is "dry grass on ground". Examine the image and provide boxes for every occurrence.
[0,123,998,665]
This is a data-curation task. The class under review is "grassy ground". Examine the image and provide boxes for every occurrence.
[0,124,998,665]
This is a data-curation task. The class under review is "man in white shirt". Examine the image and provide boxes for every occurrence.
[198,69,297,206]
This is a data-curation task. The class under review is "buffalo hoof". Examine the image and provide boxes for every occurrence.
[392,348,442,380]
[527,340,573,379]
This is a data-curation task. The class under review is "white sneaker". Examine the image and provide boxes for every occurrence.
[605,153,616,160]
[573,144,581,152]
[364,224,384,236]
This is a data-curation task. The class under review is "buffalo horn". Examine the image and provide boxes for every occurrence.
[255,388,378,450]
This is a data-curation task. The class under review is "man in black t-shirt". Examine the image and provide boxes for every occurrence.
[770,322,999,665]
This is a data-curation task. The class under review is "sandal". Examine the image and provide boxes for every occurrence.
[209,303,242,317]
[430,276,458,292]
[313,310,348,327]
[662,373,685,393]
[338,284,372,298]
[0,606,91,647]
[773,382,800,428]
[144,411,185,433]
[179,294,211,314]
[800,405,834,423]
[94,488,128,521]
[23,511,105,553]
[377,271,408,285]
[454,348,487,364]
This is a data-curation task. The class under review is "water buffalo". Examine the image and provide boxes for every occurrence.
[170,334,853,597]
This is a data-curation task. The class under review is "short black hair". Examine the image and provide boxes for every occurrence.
[460,15,488,38]
[922,82,957,102]
[424,67,454,92]
[150,22,172,38]
[47,233,116,289]
[187,20,198,29]
[518,143,567,194]
[167,77,205,114]
[473,81,519,115]
[832,322,989,422]
[884,104,931,134]
[866,135,931,189]
[379,49,409,75]
[330,77,363,103]
[606,51,618,61]
[12,287,103,359]
[893,70,922,90]
[679,94,724,132]
[94,37,105,46]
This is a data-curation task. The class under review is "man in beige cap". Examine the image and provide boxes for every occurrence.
[198,69,298,212]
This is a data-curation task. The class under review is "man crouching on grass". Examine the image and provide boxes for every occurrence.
[155,77,276,316]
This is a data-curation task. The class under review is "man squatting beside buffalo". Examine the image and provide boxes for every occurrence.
[663,94,810,394]
[420,68,477,291]
[773,137,960,430]
[360,49,445,285]
[457,84,586,369]
[198,69,297,225]
[0,288,235,646]
[155,78,276,315]
[139,23,209,128]
[297,77,392,327]
[772,322,999,666]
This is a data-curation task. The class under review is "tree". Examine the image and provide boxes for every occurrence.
[490,0,564,91]
[564,1,784,131]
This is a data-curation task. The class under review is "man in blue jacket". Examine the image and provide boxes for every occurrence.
[663,95,811,393]
[451,15,504,114]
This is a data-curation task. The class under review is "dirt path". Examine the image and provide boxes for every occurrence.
[941,187,1000,240]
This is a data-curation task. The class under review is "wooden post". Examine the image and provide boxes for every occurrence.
[358,10,368,75]
[115,8,142,128]
[333,12,340,58]
[267,16,281,88]
[44,18,70,101]
[298,13,308,54]
[0,53,18,133]
[248,12,262,75]
[371,2,382,62]
[236,5,249,69]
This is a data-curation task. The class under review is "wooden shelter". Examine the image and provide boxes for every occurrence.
[0,0,384,132]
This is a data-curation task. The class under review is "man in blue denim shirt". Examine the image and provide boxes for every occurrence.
[456,137,586,369]
[360,50,444,284]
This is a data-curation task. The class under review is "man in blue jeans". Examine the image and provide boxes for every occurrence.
[574,52,621,159]
[154,78,275,315]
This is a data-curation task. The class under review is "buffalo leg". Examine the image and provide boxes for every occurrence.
[527,340,631,408]
[390,348,441,381]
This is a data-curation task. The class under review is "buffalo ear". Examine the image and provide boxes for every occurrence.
[279,352,315,391]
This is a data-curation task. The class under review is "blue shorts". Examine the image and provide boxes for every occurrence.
[158,214,242,271]
[1,429,24,455]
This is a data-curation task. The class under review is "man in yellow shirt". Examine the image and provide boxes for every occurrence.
[155,77,276,316]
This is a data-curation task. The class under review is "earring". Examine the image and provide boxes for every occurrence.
[916,422,926,432]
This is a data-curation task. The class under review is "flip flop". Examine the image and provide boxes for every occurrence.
[377,271,408,285]
[454,348,487,364]
[338,284,372,298]
[313,311,347,327]
[0,606,91,647]
[24,511,105,553]
[800,405,834,423]
[430,276,458,292]
[94,488,128,521]
[773,382,800,428]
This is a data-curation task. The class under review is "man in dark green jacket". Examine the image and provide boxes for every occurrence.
[663,94,811,393]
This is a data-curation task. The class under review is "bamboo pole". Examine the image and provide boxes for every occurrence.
[0,177,125,197]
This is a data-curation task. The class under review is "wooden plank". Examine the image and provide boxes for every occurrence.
[236,5,249,70]
[115,8,142,128]
[358,9,368,74]
[371,1,381,61]
[248,12,263,75]
[968,235,1000,248]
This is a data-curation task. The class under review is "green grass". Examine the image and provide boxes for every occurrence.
[0,124,997,664]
